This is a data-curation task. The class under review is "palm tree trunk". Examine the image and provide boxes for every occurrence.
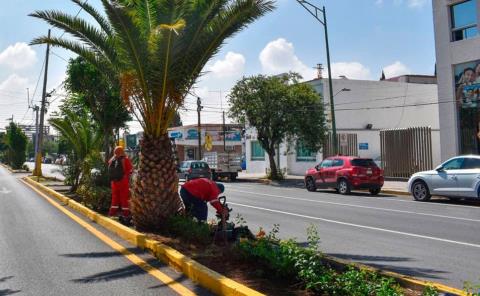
[130,134,183,231]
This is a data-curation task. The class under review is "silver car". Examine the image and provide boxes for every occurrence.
[408,155,480,201]
[177,161,211,181]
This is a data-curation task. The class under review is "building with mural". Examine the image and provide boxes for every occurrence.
[433,0,480,160]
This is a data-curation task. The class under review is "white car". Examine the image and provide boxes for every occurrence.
[408,155,480,201]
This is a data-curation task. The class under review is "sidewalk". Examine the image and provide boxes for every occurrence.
[237,172,409,195]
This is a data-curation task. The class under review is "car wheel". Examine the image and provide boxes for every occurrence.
[230,174,237,181]
[306,177,317,192]
[412,180,431,201]
[337,179,351,195]
[369,188,381,196]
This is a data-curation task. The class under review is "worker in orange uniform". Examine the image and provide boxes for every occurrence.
[108,146,133,218]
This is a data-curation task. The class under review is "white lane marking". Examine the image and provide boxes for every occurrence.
[227,184,480,210]
[228,189,480,223]
[0,187,11,194]
[230,202,480,249]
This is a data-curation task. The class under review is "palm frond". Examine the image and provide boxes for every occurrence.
[71,0,114,36]
[29,10,117,65]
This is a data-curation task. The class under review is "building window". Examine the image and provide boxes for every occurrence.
[451,0,478,41]
[251,141,265,161]
[296,141,317,162]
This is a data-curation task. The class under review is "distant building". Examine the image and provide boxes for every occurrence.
[246,76,440,175]
[168,124,243,162]
[433,0,480,160]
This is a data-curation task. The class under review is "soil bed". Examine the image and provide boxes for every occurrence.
[146,232,313,296]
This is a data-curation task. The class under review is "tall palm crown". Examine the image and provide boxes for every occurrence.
[31,0,274,230]
[31,0,274,136]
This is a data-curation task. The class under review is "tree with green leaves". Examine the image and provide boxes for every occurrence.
[229,73,327,180]
[65,56,131,158]
[30,0,274,230]
[5,122,28,169]
[49,110,101,192]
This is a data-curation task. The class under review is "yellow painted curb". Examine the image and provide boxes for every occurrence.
[23,177,265,296]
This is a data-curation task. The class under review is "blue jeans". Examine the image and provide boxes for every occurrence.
[180,187,208,221]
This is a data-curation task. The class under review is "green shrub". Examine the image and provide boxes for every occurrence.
[238,224,404,295]
[422,285,439,296]
[464,280,480,295]
[76,151,111,213]
[166,215,212,245]
[77,184,111,213]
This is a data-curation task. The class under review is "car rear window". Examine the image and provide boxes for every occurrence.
[191,162,208,169]
[351,159,377,167]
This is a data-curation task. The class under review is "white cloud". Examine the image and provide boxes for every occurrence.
[379,0,428,8]
[407,0,428,8]
[0,74,29,92]
[208,52,246,78]
[330,62,372,80]
[383,61,411,78]
[0,43,37,70]
[259,38,316,80]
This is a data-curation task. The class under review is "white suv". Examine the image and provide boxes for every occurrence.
[408,155,480,201]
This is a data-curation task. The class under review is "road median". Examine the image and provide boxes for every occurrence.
[22,176,265,296]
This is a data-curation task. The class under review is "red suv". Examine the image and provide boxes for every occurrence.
[304,156,384,195]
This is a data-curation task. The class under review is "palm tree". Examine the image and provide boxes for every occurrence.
[49,110,101,192]
[31,0,274,230]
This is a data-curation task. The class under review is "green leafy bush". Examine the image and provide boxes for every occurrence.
[166,215,212,245]
[422,285,439,296]
[76,152,111,213]
[238,224,403,295]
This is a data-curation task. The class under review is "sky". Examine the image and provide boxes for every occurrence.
[0,0,436,132]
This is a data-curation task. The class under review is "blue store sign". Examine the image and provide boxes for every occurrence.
[169,131,183,139]
[359,143,369,150]
[186,129,199,140]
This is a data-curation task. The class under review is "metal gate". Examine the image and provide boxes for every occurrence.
[380,127,433,178]
[323,133,358,158]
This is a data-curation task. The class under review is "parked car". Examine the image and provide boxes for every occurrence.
[177,161,211,181]
[304,156,384,195]
[408,155,480,202]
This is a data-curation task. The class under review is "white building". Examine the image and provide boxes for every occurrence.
[246,76,440,175]
[433,0,480,161]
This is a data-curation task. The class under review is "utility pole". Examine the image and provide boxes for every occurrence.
[196,97,203,160]
[33,106,39,156]
[296,1,338,153]
[33,29,51,177]
[222,111,226,152]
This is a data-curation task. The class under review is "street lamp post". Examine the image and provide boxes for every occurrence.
[296,0,338,153]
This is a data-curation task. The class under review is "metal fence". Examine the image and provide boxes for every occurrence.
[323,133,358,158]
[380,127,433,178]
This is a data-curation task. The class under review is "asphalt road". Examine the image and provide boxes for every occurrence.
[219,181,480,289]
[0,166,211,296]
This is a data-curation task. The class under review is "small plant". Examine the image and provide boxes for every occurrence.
[166,215,211,245]
[464,280,480,295]
[422,285,439,296]
[234,214,247,228]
